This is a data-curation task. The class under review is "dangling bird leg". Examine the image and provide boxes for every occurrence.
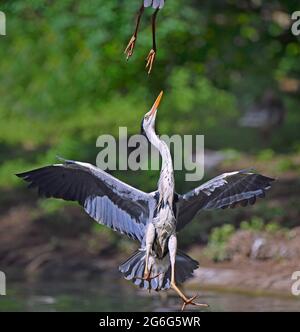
[146,8,159,74]
[134,223,159,279]
[168,234,209,311]
[144,222,155,277]
[125,4,145,60]
[133,223,162,292]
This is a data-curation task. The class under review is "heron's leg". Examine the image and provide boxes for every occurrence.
[134,223,159,292]
[146,8,159,74]
[124,4,145,60]
[168,234,209,311]
[144,223,155,279]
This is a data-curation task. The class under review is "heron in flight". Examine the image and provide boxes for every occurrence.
[17,92,274,310]
[125,0,165,74]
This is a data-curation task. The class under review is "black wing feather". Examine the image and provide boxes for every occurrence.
[176,170,274,231]
[17,160,156,242]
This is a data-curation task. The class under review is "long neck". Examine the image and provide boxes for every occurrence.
[147,128,175,205]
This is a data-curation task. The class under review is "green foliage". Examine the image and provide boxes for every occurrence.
[204,218,289,262]
[240,217,287,235]
[38,199,72,215]
[204,224,235,262]
[264,222,281,234]
[210,224,235,244]
[240,217,264,232]
[0,1,299,248]
[276,158,299,172]
[0,0,300,188]
[257,149,275,162]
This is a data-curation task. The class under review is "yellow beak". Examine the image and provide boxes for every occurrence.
[150,91,163,116]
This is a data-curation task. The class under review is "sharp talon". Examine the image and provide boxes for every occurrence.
[135,271,162,282]
[180,294,209,311]
[134,260,162,282]
[145,49,156,74]
[134,270,162,293]
[124,35,136,60]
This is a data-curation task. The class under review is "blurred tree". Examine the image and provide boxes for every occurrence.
[0,0,299,190]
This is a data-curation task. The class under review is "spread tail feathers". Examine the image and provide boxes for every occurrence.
[119,249,198,291]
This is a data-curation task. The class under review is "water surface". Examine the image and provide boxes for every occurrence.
[0,275,299,312]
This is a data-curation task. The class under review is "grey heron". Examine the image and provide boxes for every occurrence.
[17,92,274,310]
[125,0,165,74]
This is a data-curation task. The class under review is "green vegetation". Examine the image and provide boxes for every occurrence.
[0,1,299,251]
[240,217,289,235]
[240,217,265,232]
[205,218,289,261]
[1,1,300,189]
[204,224,235,262]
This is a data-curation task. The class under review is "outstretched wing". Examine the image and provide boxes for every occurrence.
[17,159,156,242]
[144,0,165,9]
[176,170,274,231]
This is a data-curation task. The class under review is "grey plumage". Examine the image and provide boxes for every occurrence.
[144,0,165,9]
[16,159,157,242]
[176,170,274,231]
[119,249,198,291]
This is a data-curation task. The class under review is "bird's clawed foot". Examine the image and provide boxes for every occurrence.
[124,35,137,60]
[181,294,209,311]
[146,49,156,74]
[134,267,162,292]
[144,270,162,283]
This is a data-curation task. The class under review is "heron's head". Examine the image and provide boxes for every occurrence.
[141,91,163,136]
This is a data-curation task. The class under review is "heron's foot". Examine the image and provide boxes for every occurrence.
[135,271,162,282]
[181,294,209,312]
[124,35,136,60]
[146,49,156,74]
[134,269,162,293]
